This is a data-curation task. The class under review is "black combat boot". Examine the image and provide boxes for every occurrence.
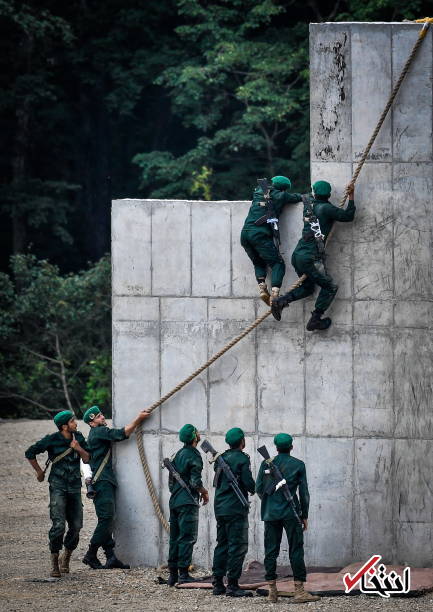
[306,309,332,331]
[167,566,178,586]
[103,547,130,569]
[82,544,104,569]
[212,575,226,595]
[271,293,294,321]
[178,567,196,583]
[226,578,253,597]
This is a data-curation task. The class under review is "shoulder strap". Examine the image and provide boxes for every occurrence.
[44,447,73,473]
[92,448,112,484]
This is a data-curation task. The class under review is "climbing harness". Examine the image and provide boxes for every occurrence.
[134,21,431,531]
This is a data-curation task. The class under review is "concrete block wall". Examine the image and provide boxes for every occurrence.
[112,22,432,568]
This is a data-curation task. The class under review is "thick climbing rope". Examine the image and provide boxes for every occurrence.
[135,21,430,531]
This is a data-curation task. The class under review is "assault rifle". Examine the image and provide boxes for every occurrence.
[257,445,302,526]
[162,457,199,506]
[253,178,281,249]
[302,194,325,258]
[200,439,250,509]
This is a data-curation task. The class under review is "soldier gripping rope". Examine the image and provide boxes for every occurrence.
[82,405,151,570]
[201,428,255,597]
[25,410,90,578]
[240,176,302,305]
[256,433,319,603]
[271,181,356,330]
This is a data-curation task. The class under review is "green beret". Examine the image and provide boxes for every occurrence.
[312,180,331,197]
[53,410,74,427]
[225,427,245,446]
[274,433,293,450]
[271,175,291,190]
[179,424,197,444]
[83,405,101,424]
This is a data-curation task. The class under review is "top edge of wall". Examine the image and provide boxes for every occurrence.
[112,199,249,205]
[310,21,426,26]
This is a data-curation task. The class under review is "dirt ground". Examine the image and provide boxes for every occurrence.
[0,420,431,612]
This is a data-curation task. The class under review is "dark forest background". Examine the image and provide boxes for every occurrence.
[0,0,427,417]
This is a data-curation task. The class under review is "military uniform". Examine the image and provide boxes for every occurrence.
[272,180,355,329]
[168,444,203,573]
[25,429,86,555]
[87,423,128,554]
[241,176,302,295]
[212,452,255,580]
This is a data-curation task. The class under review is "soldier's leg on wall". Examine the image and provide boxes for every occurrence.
[283,519,307,583]
[226,514,249,580]
[254,237,285,288]
[90,481,115,550]
[240,231,267,281]
[177,506,199,569]
[63,491,83,551]
[305,260,338,312]
[168,508,180,568]
[212,516,229,577]
[49,487,67,553]
[264,520,284,581]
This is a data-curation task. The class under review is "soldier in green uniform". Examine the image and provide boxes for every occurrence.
[256,433,319,603]
[211,427,255,598]
[82,405,150,570]
[167,424,209,586]
[240,176,302,305]
[271,181,355,330]
[25,410,90,577]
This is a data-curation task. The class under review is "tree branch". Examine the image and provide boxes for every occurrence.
[55,333,75,414]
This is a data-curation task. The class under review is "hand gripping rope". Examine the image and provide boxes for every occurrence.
[135,21,431,531]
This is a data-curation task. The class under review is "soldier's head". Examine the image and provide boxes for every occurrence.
[312,180,331,201]
[274,433,293,454]
[271,175,291,191]
[179,424,200,447]
[54,410,77,433]
[83,405,106,428]
[225,427,245,450]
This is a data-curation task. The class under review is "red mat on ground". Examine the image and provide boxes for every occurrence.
[176,561,433,596]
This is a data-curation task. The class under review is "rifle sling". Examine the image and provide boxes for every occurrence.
[92,448,111,484]
[44,447,73,473]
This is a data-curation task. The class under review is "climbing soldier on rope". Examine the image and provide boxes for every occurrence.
[271,181,355,330]
[25,410,90,578]
[166,424,209,586]
[241,176,302,305]
[82,405,150,570]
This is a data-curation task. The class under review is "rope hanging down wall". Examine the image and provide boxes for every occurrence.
[134,21,431,532]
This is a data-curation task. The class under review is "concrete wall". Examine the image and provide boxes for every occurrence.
[112,22,433,568]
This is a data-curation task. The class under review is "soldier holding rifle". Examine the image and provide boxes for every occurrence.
[25,410,89,578]
[201,428,255,597]
[256,433,319,603]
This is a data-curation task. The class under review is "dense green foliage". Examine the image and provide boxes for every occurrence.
[0,0,429,416]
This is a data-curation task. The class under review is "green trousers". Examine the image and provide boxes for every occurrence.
[168,505,199,569]
[212,514,249,580]
[285,250,338,313]
[240,228,285,288]
[264,518,306,582]
[48,486,83,553]
[90,481,115,551]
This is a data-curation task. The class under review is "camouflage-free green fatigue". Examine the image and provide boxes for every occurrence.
[256,453,309,582]
[212,449,255,580]
[241,186,302,287]
[25,431,87,552]
[168,445,203,569]
[87,425,128,551]
[283,196,355,312]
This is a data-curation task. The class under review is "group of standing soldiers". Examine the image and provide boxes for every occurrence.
[25,408,318,603]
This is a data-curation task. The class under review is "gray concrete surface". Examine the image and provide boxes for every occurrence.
[112,22,432,569]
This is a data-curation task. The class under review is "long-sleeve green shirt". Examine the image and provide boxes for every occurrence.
[213,448,255,517]
[242,187,302,236]
[87,425,128,486]
[255,453,310,521]
[295,197,355,259]
[25,430,88,492]
[168,445,203,509]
